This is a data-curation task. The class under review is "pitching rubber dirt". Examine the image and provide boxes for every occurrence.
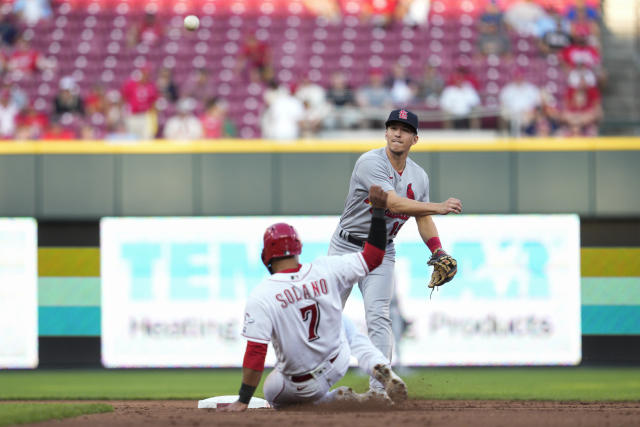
[11,400,640,427]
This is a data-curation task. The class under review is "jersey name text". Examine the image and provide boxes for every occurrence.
[275,279,328,308]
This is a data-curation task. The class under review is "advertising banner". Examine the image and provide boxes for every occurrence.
[0,218,38,369]
[101,215,581,367]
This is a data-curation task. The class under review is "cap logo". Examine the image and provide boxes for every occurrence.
[399,110,408,119]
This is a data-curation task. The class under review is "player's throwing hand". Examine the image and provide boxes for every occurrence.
[439,198,463,215]
[369,185,388,209]
[217,401,248,412]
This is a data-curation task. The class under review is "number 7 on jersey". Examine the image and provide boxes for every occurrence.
[300,303,320,342]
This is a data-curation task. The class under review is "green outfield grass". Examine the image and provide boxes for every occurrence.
[0,403,112,427]
[1,367,639,402]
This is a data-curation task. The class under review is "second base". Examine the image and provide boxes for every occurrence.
[197,395,270,409]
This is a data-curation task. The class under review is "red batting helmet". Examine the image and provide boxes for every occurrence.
[261,223,302,268]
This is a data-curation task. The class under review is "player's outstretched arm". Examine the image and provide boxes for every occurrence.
[386,190,462,216]
[217,367,262,412]
[218,341,267,412]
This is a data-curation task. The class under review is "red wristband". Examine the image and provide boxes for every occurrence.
[426,237,442,254]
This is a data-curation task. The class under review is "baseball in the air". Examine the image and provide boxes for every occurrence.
[184,15,199,31]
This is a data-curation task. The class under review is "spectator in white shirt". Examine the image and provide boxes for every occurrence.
[504,0,548,36]
[499,71,541,134]
[12,0,52,26]
[439,73,481,129]
[295,76,331,132]
[162,98,203,141]
[0,89,19,138]
[386,63,415,106]
[261,84,304,140]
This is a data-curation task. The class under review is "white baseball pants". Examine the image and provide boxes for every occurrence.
[262,317,388,409]
[329,230,396,391]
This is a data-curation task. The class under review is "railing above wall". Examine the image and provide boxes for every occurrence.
[1,137,640,154]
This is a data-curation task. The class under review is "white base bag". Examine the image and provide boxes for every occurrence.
[198,395,271,409]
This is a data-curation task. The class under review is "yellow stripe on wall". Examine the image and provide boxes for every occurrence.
[2,137,640,154]
[34,247,640,278]
[581,248,640,277]
[38,248,100,277]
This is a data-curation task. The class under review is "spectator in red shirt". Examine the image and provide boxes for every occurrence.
[236,33,272,83]
[84,84,106,116]
[561,33,605,88]
[199,97,237,139]
[570,8,598,37]
[561,34,600,69]
[15,103,48,139]
[41,120,76,140]
[6,36,46,74]
[569,8,600,49]
[127,10,163,48]
[121,65,159,140]
[360,0,398,27]
[561,83,601,136]
[447,65,480,91]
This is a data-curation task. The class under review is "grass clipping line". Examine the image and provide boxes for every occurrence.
[0,403,113,426]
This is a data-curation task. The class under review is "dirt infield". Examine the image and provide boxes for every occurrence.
[23,400,640,427]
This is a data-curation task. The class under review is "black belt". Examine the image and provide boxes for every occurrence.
[338,229,392,248]
[291,354,338,383]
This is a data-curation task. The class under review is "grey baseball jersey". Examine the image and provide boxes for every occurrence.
[338,147,430,240]
[329,146,430,390]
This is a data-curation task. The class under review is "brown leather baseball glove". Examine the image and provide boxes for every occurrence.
[427,249,457,288]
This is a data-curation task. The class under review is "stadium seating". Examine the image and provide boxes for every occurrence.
[11,0,589,137]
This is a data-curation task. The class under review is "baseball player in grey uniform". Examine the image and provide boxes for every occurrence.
[329,109,462,394]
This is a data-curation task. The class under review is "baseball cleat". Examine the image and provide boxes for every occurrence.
[372,364,408,403]
[333,386,365,403]
[361,387,394,406]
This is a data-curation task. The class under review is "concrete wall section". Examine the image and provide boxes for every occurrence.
[516,152,591,214]
[200,153,275,215]
[0,155,36,217]
[437,152,512,213]
[120,154,194,216]
[595,151,640,216]
[278,153,357,215]
[0,150,638,218]
[41,155,116,218]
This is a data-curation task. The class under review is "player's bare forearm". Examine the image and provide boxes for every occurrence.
[242,367,263,388]
[416,215,439,242]
[386,191,462,216]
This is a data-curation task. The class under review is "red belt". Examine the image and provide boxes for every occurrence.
[291,354,338,383]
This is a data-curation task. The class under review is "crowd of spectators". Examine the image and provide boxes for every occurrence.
[259,0,604,139]
[0,0,604,141]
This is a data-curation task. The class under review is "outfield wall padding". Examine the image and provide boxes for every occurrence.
[1,138,640,218]
[34,218,640,367]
